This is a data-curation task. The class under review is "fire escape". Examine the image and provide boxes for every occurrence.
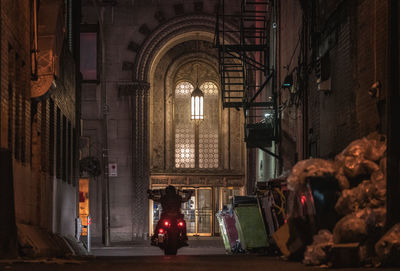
[215,0,279,157]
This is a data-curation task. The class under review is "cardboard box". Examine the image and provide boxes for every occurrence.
[272,223,290,257]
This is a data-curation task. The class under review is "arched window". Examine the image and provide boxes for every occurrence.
[199,82,219,168]
[175,82,195,168]
[174,81,219,169]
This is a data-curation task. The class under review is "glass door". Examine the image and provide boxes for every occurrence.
[196,188,212,235]
[149,187,245,236]
[79,178,89,236]
[151,201,162,234]
[182,189,196,234]
[181,187,213,236]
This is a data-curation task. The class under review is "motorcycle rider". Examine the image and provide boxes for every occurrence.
[148,185,193,246]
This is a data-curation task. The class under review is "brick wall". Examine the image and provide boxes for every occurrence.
[0,0,31,161]
[355,0,388,135]
[278,0,388,167]
[0,0,78,236]
[277,0,303,170]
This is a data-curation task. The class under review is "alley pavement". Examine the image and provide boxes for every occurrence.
[1,238,399,271]
[1,255,400,271]
[91,236,226,256]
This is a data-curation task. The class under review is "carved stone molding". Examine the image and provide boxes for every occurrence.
[122,61,134,71]
[154,11,166,24]
[118,81,150,97]
[133,14,240,82]
[129,81,150,237]
[149,174,245,187]
[127,41,140,52]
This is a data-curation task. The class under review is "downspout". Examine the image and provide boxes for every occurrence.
[301,0,309,159]
[92,0,111,246]
[73,0,82,228]
[272,0,280,176]
[276,0,283,175]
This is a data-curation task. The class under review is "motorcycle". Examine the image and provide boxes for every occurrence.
[148,187,192,255]
[152,213,188,255]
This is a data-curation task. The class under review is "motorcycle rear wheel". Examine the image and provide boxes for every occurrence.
[164,234,178,255]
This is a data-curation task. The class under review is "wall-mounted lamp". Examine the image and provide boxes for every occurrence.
[282,74,293,89]
[368,81,381,98]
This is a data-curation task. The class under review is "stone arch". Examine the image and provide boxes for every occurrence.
[126,14,242,237]
[163,53,222,171]
[150,49,220,171]
[132,13,239,83]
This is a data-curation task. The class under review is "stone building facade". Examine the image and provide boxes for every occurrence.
[80,0,247,241]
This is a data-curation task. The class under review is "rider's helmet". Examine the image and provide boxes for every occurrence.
[165,185,176,196]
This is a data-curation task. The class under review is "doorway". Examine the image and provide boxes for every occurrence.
[149,187,213,237]
[182,187,213,236]
[79,178,89,235]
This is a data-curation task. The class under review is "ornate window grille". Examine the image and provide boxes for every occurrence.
[174,81,219,169]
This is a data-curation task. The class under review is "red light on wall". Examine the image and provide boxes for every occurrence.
[178,221,184,227]
[159,228,164,234]
[164,221,170,227]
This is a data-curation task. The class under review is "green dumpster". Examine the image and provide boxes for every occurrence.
[233,196,269,251]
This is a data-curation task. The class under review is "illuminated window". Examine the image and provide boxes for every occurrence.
[175,82,195,168]
[199,82,219,168]
[174,81,219,169]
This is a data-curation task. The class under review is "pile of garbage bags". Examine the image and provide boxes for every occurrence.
[303,230,334,266]
[375,223,400,266]
[285,132,400,266]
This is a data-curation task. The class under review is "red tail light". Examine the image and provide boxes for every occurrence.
[164,220,170,227]
[159,228,164,234]
[178,221,184,227]
[300,194,307,205]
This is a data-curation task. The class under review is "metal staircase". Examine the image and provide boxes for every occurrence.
[215,0,279,152]
[219,49,246,107]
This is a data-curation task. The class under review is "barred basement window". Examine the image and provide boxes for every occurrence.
[174,81,219,169]
[14,93,20,161]
[62,115,67,182]
[41,100,48,171]
[67,121,72,183]
[49,99,55,176]
[56,107,61,179]
[8,83,13,152]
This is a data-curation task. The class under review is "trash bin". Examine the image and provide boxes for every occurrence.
[233,196,269,251]
[308,176,340,231]
[216,209,238,254]
[258,180,288,237]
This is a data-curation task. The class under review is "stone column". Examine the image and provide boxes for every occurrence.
[119,81,150,238]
